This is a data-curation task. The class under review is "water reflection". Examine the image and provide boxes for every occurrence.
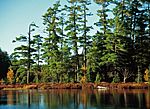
[0,89,149,109]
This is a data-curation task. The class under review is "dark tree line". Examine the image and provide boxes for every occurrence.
[10,0,150,83]
[0,48,10,80]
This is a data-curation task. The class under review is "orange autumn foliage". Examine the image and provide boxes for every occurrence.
[80,76,87,83]
[7,68,14,84]
[144,69,149,82]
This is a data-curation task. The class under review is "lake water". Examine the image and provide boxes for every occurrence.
[0,89,149,109]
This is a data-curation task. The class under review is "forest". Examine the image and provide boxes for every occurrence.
[1,0,150,84]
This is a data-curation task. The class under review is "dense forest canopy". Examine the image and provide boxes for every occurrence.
[0,48,10,80]
[10,0,150,84]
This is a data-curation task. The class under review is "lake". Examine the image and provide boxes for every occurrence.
[0,89,149,109]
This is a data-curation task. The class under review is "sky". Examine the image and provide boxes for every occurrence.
[0,0,54,55]
[0,0,99,55]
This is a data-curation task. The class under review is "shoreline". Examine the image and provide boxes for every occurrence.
[0,82,149,90]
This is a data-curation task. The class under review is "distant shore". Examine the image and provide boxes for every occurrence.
[0,82,149,90]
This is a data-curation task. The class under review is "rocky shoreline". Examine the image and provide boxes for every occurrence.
[0,82,149,90]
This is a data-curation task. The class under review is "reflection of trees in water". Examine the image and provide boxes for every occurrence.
[42,89,81,109]
[0,89,149,109]
[7,90,15,105]
[146,90,150,109]
[96,89,148,108]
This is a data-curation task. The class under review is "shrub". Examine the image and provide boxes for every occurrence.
[7,68,14,84]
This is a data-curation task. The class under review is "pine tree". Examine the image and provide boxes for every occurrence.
[128,0,150,82]
[42,1,61,65]
[42,1,70,82]
[92,0,118,82]
[58,13,72,82]
[87,36,102,82]
[32,34,43,83]
[64,0,83,82]
[11,35,29,83]
[11,23,38,83]
[78,0,93,81]
[112,0,133,83]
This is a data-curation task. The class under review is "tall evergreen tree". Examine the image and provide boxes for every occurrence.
[11,23,38,83]
[78,0,92,79]
[112,0,133,83]
[11,35,29,83]
[42,1,61,65]
[64,0,83,82]
[42,1,70,82]
[91,0,119,82]
[32,34,43,82]
[58,12,72,82]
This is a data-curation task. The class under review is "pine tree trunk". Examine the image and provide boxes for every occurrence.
[83,4,87,76]
[148,3,150,36]
[137,65,140,83]
[27,24,31,84]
